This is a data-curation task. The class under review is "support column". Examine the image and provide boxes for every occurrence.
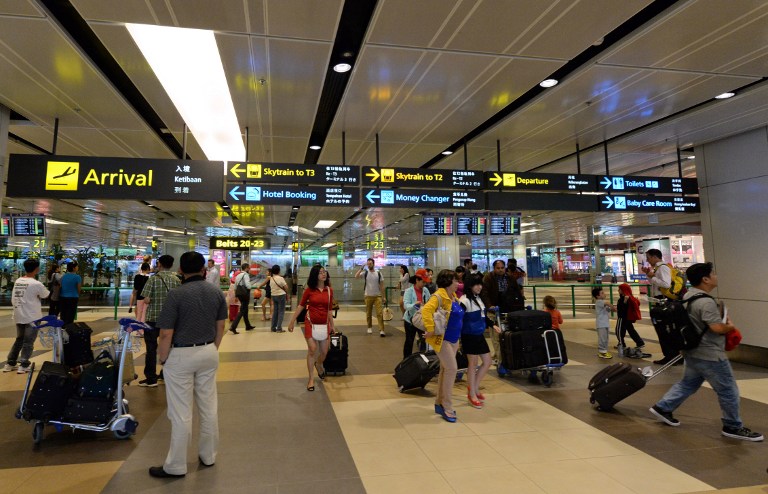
[327,246,339,267]
[589,226,601,284]
[0,104,9,214]
[427,236,460,271]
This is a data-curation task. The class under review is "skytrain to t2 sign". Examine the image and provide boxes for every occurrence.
[7,154,224,201]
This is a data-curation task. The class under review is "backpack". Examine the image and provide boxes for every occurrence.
[659,264,687,300]
[649,293,713,350]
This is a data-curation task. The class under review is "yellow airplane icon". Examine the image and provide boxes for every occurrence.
[45,161,80,191]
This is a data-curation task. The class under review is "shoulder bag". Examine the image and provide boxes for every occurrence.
[308,288,331,341]
[235,274,249,299]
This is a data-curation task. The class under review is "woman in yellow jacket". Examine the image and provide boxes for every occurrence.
[422,269,463,422]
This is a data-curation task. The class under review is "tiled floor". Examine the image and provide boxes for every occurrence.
[1,305,767,493]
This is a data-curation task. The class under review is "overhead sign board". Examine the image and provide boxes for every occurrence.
[598,175,698,194]
[12,214,46,237]
[227,184,359,207]
[599,195,700,213]
[209,236,271,250]
[486,192,597,212]
[7,154,224,202]
[363,188,484,209]
[486,172,595,192]
[227,162,359,185]
[362,167,484,189]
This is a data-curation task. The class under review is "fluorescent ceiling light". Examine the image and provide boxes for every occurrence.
[333,63,352,73]
[321,243,336,248]
[521,229,542,234]
[441,150,453,155]
[715,92,735,99]
[520,222,536,227]
[126,24,245,162]
[539,78,559,88]
[45,218,68,225]
[309,145,322,150]
[687,155,696,159]
[149,226,191,234]
[314,220,336,228]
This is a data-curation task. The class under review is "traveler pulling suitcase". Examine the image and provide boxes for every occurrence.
[63,322,94,367]
[323,332,349,375]
[394,352,440,392]
[589,354,683,411]
[23,361,76,422]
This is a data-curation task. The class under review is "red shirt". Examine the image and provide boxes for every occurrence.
[300,286,334,335]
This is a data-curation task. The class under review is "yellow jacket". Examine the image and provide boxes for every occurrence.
[421,288,456,333]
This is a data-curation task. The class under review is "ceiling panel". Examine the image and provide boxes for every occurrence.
[265,0,342,40]
[71,0,159,25]
[0,0,43,17]
[367,0,459,48]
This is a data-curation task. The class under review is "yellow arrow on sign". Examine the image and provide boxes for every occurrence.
[365,168,380,182]
[230,163,245,178]
[490,172,502,187]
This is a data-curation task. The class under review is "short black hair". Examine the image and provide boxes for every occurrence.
[140,262,151,271]
[67,261,78,272]
[686,262,713,287]
[493,259,505,268]
[591,287,603,298]
[157,255,174,269]
[271,264,280,275]
[436,269,457,289]
[646,248,662,259]
[23,259,40,273]
[179,251,205,274]
[409,275,422,285]
[367,258,374,263]
[463,258,472,266]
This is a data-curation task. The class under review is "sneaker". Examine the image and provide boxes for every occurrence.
[2,364,17,372]
[598,352,613,359]
[138,379,158,388]
[722,426,764,442]
[380,331,386,337]
[367,328,373,334]
[650,405,680,426]
[17,365,31,374]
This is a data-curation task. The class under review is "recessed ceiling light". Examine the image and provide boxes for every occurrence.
[441,150,453,155]
[539,78,559,88]
[314,220,336,228]
[321,242,336,248]
[687,155,696,160]
[45,218,68,225]
[333,63,352,73]
[309,145,322,150]
[715,92,735,99]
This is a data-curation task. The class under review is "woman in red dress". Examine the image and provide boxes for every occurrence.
[287,265,335,391]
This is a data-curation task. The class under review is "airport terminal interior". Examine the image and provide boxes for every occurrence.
[2,0,768,493]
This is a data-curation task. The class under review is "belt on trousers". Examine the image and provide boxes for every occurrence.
[172,340,214,348]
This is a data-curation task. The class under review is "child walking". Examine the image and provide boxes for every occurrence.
[592,287,615,359]
[542,295,563,329]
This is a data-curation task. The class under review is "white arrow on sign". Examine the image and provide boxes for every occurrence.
[365,189,380,204]
[600,177,612,189]
[229,186,244,201]
[602,196,614,209]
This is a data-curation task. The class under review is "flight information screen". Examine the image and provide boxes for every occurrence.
[489,213,520,235]
[422,215,454,235]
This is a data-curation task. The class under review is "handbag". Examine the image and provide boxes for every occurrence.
[235,275,249,299]
[308,289,332,341]
[382,307,393,321]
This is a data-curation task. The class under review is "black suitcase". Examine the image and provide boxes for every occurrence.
[499,329,550,370]
[588,362,646,411]
[63,322,94,367]
[456,348,469,370]
[62,397,114,424]
[543,328,568,365]
[323,332,349,375]
[77,358,118,400]
[393,352,440,392]
[502,310,552,332]
[24,361,75,422]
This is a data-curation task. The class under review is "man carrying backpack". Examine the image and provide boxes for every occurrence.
[649,262,762,442]
[643,248,681,365]
[356,258,385,337]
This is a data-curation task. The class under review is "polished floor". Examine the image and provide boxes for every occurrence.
[1,303,767,494]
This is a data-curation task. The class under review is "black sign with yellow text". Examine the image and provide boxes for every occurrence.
[209,236,271,251]
[227,162,358,185]
[7,154,224,202]
[485,172,595,192]
[362,166,484,189]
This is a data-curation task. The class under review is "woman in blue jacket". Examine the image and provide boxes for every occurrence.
[402,274,430,358]
[459,274,500,409]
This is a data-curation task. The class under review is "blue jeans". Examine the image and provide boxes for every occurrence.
[7,323,39,368]
[271,294,286,331]
[656,356,742,429]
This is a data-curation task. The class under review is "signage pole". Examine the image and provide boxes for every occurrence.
[576,142,581,174]
[463,141,468,171]
[182,124,188,159]
[342,131,346,165]
[52,117,59,154]
[375,133,380,168]
[603,141,609,175]
[496,140,501,172]
[245,126,250,161]
[676,147,683,179]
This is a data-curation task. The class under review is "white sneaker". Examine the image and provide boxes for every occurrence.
[17,365,32,374]
[380,330,386,337]
[367,328,373,334]
[3,364,17,372]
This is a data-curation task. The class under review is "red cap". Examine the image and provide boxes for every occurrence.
[415,268,431,283]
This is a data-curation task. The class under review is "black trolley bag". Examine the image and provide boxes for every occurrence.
[63,322,94,367]
[503,310,552,332]
[323,332,349,375]
[63,353,119,423]
[23,361,76,422]
[499,329,550,370]
[394,352,440,392]
[589,354,683,411]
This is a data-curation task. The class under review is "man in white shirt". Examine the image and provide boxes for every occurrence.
[642,248,678,365]
[229,263,254,334]
[355,258,385,336]
[4,259,50,373]
[205,259,220,286]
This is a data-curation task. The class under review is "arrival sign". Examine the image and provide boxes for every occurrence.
[7,154,224,202]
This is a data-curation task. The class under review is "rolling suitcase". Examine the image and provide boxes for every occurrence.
[499,329,550,370]
[323,332,349,375]
[62,396,114,424]
[393,352,440,392]
[588,354,683,410]
[63,322,94,367]
[502,310,552,332]
[24,361,76,422]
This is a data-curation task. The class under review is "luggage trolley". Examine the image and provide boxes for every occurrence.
[494,312,567,387]
[15,317,146,444]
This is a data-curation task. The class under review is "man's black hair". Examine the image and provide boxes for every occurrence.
[23,258,40,273]
[646,248,662,259]
[157,255,174,269]
[179,251,205,274]
[686,262,713,287]
[591,287,603,298]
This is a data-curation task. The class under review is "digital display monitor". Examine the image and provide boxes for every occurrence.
[0,216,10,236]
[456,215,487,235]
[422,215,453,235]
[12,214,45,237]
[489,213,521,235]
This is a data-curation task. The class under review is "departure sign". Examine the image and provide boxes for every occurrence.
[362,167,484,189]
[209,237,271,250]
[486,172,595,192]
[7,154,224,202]
[12,214,46,237]
[227,185,359,207]
[227,162,358,185]
[422,215,454,235]
[456,215,487,235]
[489,213,521,235]
[364,188,483,209]
[599,195,701,213]
[599,175,698,194]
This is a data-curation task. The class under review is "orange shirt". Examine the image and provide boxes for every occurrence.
[544,308,563,329]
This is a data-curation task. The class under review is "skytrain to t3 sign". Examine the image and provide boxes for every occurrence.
[7,154,224,201]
